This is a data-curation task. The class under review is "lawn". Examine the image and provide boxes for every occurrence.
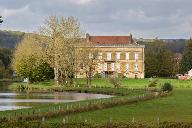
[4,78,192,124]
[47,88,192,123]
[9,78,192,91]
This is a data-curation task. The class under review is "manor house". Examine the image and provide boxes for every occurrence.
[79,33,145,79]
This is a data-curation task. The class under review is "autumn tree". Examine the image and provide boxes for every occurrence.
[39,16,83,85]
[180,39,192,73]
[12,34,53,83]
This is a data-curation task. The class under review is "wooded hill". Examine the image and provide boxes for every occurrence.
[138,39,186,53]
[0,30,25,48]
[0,30,187,53]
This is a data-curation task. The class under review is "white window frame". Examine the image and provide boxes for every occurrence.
[104,63,107,71]
[98,52,102,60]
[134,52,139,60]
[134,63,138,71]
[116,52,121,60]
[111,63,114,71]
[89,52,93,59]
[125,63,129,72]
[106,52,111,60]
[125,52,129,60]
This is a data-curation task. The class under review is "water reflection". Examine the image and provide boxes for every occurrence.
[0,82,112,111]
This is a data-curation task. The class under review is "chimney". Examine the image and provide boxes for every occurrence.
[86,33,90,43]
[129,33,133,43]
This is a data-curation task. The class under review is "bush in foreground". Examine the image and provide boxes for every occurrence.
[161,83,173,92]
[148,79,158,87]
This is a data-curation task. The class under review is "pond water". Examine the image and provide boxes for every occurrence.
[0,82,112,111]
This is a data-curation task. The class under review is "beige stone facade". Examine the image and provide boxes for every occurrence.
[77,34,145,79]
[94,45,145,78]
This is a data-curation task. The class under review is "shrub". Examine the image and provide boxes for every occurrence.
[109,77,121,88]
[148,79,158,87]
[93,73,101,78]
[161,83,173,92]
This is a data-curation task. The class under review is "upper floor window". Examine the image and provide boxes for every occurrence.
[116,52,121,60]
[98,52,102,60]
[89,52,93,59]
[125,52,129,60]
[134,52,139,60]
[106,52,111,60]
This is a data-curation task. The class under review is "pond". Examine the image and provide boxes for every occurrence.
[0,82,112,111]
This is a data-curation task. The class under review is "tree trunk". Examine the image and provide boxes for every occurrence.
[54,67,59,86]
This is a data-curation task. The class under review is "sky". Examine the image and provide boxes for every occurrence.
[0,0,192,38]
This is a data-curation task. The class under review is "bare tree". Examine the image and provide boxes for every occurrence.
[76,43,98,87]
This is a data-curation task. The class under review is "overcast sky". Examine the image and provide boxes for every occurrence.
[0,0,192,38]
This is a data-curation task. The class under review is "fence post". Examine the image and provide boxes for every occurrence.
[42,116,45,122]
[157,117,160,126]
[63,118,65,124]
[132,117,135,123]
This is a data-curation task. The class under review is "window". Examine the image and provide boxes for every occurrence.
[116,52,121,60]
[134,52,139,60]
[111,63,114,71]
[134,63,138,71]
[98,63,102,70]
[98,52,102,60]
[89,52,93,59]
[104,63,107,71]
[125,63,129,72]
[106,52,111,60]
[125,52,129,60]
[116,63,120,71]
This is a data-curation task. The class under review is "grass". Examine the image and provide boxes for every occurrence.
[0,87,146,119]
[9,78,192,91]
[3,78,192,124]
[47,88,192,123]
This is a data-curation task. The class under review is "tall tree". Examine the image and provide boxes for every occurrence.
[180,39,192,73]
[76,43,98,87]
[144,40,174,77]
[0,48,12,78]
[40,16,83,85]
[12,34,53,83]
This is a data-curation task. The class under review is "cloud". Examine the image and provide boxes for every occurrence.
[1,5,29,18]
[0,0,192,38]
[69,0,96,5]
